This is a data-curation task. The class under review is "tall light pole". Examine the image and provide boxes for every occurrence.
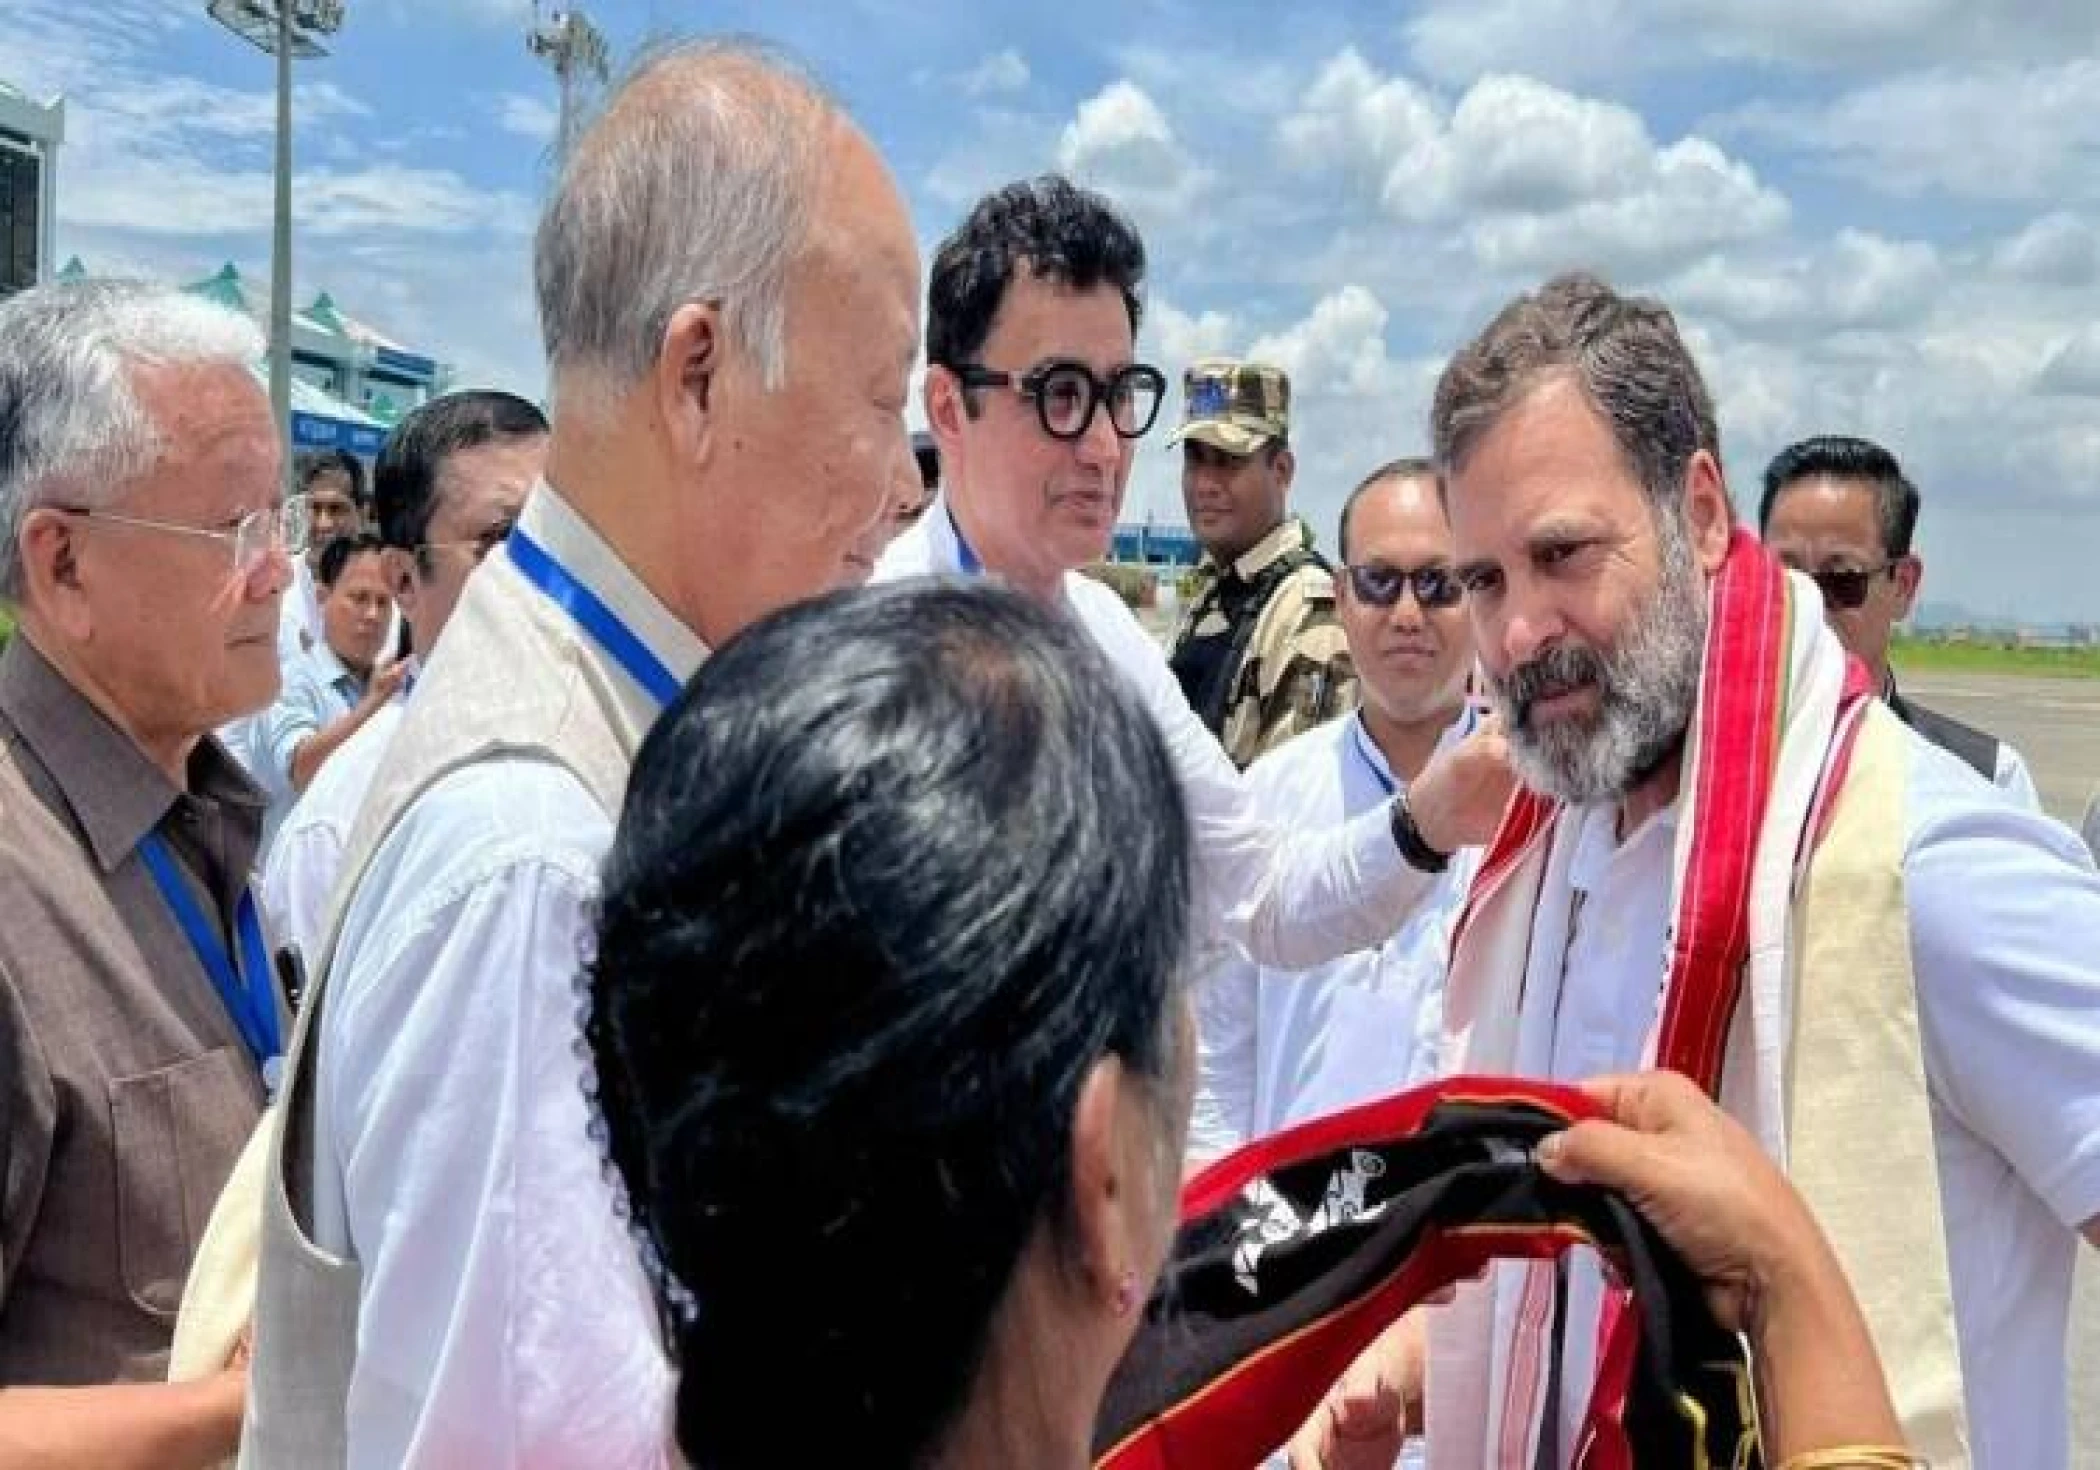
[528,6,610,168]
[206,0,346,485]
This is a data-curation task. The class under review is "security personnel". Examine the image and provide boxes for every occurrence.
[1168,358,1355,767]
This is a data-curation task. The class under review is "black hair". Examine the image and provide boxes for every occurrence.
[926,174,1147,388]
[1338,457,1439,564]
[314,530,384,590]
[585,581,1191,1470]
[1758,434,1920,558]
[912,428,940,492]
[372,390,548,566]
[296,447,366,505]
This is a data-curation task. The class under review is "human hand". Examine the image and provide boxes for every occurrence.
[363,659,412,710]
[1535,1071,1820,1333]
[1285,1310,1425,1470]
[1404,715,1515,855]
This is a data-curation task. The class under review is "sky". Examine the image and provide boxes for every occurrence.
[6,0,2100,624]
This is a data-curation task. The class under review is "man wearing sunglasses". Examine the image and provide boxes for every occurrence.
[881,174,1516,977]
[1168,358,1357,768]
[1760,435,2039,808]
[0,280,294,1465]
[260,391,547,962]
[1193,458,1482,1165]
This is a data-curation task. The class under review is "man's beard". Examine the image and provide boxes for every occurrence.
[1490,508,1708,805]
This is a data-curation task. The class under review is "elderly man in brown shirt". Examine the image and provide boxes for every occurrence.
[0,280,301,1465]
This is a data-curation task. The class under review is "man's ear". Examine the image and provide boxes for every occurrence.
[656,301,726,471]
[15,508,94,642]
[1890,553,1923,621]
[1680,450,1734,572]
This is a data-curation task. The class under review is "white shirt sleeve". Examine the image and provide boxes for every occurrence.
[1189,951,1259,1163]
[1068,579,1433,973]
[260,809,341,965]
[320,763,672,1470]
[1907,751,2100,1233]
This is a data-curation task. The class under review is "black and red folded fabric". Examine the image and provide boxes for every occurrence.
[1094,1077,1762,1470]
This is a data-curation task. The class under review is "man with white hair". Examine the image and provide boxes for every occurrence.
[243,40,923,1467]
[0,280,299,1464]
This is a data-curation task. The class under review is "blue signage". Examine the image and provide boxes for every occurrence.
[290,409,387,458]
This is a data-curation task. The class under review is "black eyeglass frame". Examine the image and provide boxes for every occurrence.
[1342,560,1466,611]
[949,358,1167,443]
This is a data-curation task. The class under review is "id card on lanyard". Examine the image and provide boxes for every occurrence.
[136,833,283,1093]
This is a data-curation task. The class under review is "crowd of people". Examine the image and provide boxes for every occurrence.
[2,32,2097,1470]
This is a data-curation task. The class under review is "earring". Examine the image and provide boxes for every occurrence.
[1112,1268,1139,1317]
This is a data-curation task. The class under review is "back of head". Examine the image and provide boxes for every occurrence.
[586,581,1192,1470]
[0,278,263,601]
[1757,433,1918,558]
[927,173,1147,371]
[534,38,840,415]
[1431,271,1721,514]
[374,389,549,554]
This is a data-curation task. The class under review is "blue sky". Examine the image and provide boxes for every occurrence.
[7,0,2100,622]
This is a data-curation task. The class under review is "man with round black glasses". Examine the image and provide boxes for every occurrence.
[1168,358,1357,768]
[879,172,1516,977]
[1760,434,2039,806]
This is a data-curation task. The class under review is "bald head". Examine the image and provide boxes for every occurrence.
[534,39,846,409]
[1337,456,1439,564]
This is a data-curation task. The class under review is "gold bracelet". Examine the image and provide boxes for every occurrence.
[1776,1447,1926,1470]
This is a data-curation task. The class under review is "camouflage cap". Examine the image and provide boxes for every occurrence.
[1166,358,1290,456]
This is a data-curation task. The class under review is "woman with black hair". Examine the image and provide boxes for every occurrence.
[586,581,1196,1469]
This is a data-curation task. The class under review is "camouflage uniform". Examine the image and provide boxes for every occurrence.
[1166,359,1357,768]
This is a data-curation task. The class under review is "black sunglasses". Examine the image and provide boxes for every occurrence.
[952,359,1166,443]
[1343,561,1464,610]
[1807,561,1898,611]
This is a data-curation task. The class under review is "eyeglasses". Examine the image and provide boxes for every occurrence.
[952,359,1166,442]
[1806,562,1898,611]
[58,494,311,584]
[1343,561,1465,611]
[415,517,516,565]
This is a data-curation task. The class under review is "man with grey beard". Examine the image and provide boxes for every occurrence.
[1290,273,2100,1470]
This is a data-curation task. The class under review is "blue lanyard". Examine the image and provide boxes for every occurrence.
[509,527,681,709]
[1352,705,1480,798]
[136,834,281,1074]
[947,508,983,577]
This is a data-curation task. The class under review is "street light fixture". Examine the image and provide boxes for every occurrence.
[205,0,347,486]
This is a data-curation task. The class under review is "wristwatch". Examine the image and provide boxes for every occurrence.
[1389,790,1451,874]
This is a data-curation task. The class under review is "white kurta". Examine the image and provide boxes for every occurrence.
[308,487,696,1470]
[1523,733,2100,1469]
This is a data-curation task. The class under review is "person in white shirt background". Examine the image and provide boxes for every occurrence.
[261,532,406,804]
[240,40,925,1467]
[260,389,547,963]
[1191,457,1482,1163]
[879,174,1518,975]
[216,450,379,826]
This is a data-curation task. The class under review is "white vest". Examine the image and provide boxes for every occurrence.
[239,487,674,1466]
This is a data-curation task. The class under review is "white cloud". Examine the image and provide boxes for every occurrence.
[495,92,559,144]
[1280,57,1788,276]
[1992,213,2100,288]
[1716,61,2100,202]
[960,49,1029,98]
[2038,328,2100,398]
[1057,81,1208,210]
[1404,0,2099,83]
